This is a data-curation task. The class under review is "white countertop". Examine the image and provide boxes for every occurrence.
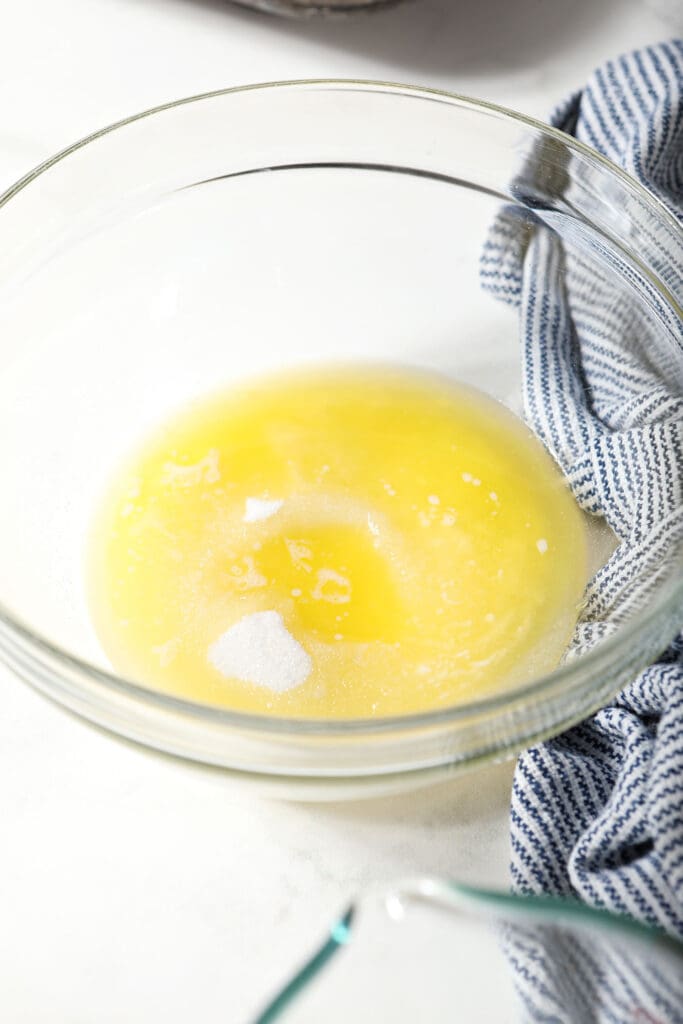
[1,1,681,1020]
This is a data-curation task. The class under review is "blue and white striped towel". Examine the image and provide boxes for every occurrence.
[483,39,683,947]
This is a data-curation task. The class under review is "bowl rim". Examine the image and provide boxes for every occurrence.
[1,78,682,741]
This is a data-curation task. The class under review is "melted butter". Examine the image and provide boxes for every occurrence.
[88,364,587,717]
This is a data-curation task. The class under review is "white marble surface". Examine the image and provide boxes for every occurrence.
[1,1,681,1020]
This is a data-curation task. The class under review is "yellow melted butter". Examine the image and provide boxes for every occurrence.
[88,365,587,717]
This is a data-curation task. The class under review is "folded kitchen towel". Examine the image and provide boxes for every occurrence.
[482,38,683,944]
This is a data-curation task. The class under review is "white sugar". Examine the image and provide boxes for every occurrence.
[208,610,311,693]
[161,448,221,487]
[536,538,548,554]
[367,514,381,537]
[312,568,351,604]
[243,497,283,523]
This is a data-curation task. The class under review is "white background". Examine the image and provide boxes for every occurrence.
[1,1,681,1020]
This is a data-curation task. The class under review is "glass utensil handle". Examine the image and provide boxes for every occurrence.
[252,878,683,1023]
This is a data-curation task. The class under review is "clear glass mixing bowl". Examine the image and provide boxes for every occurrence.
[0,81,681,796]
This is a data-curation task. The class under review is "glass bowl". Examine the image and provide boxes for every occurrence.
[252,877,683,1022]
[0,81,681,797]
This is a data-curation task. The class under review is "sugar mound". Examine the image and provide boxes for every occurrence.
[243,497,283,523]
[208,610,311,692]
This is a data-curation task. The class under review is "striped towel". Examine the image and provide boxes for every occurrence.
[482,39,683,1015]
[501,917,683,1022]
